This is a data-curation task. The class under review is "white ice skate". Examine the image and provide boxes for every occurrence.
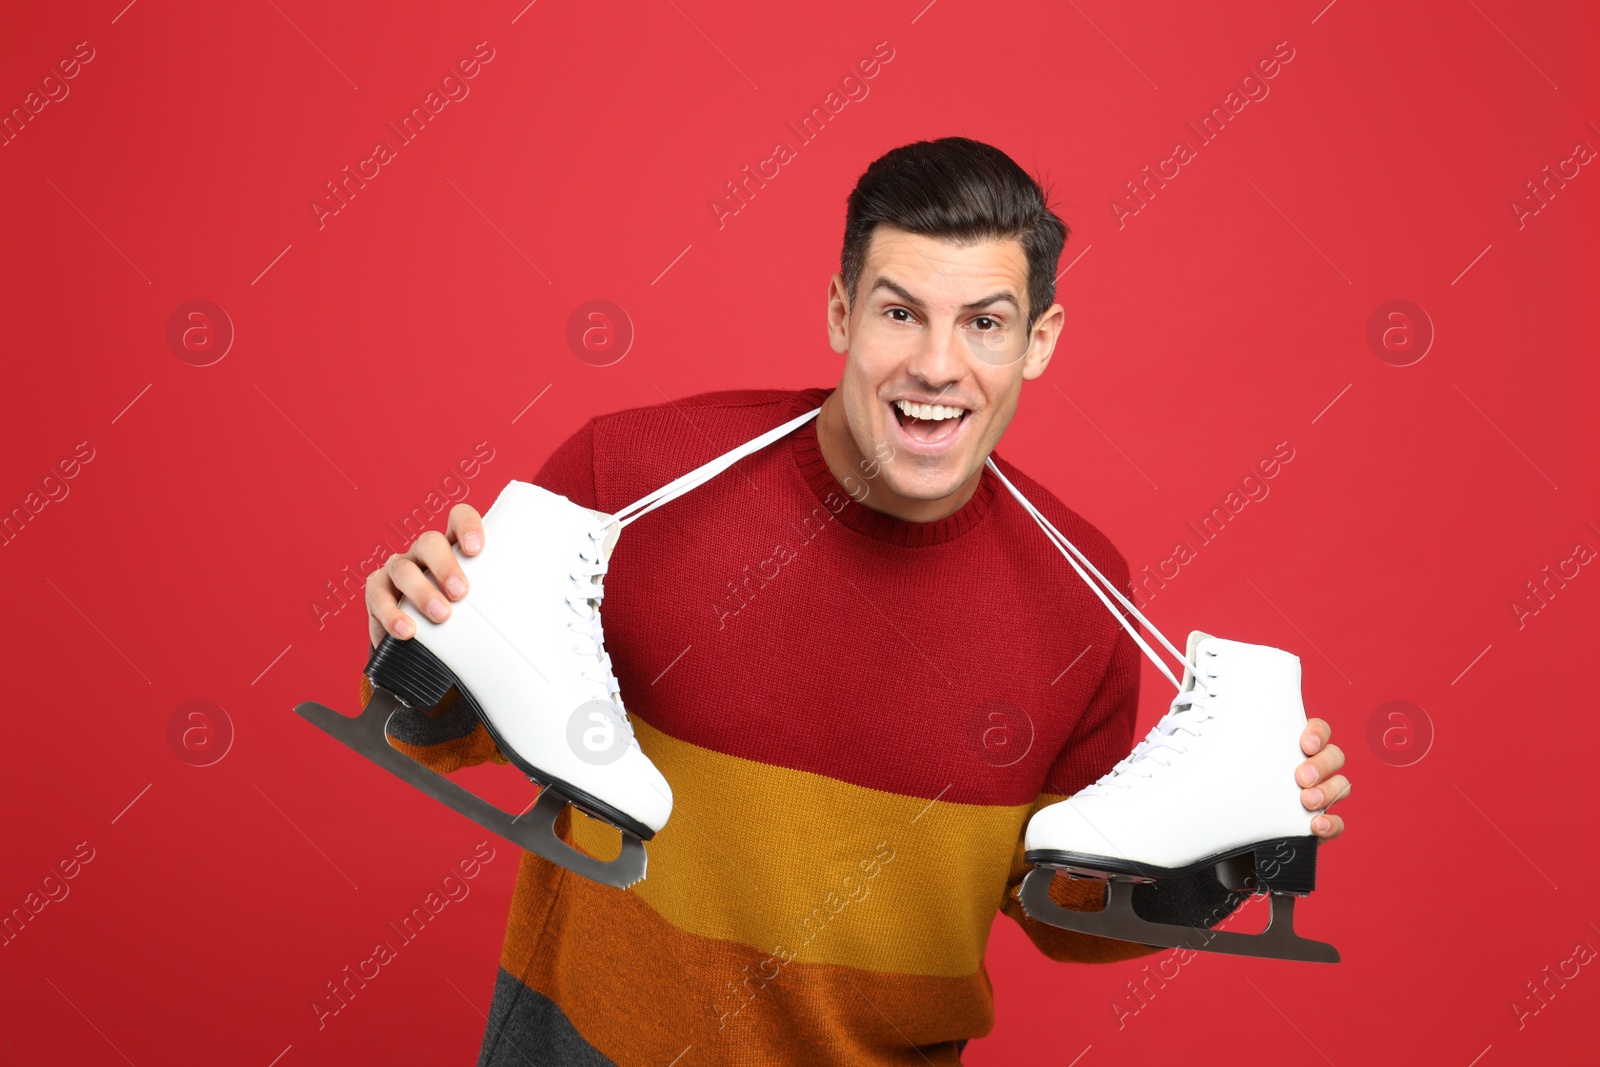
[296,406,821,889]
[986,460,1340,963]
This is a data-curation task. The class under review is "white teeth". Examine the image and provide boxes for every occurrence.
[894,399,966,421]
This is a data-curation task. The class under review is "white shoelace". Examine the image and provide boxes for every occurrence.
[1079,650,1220,797]
[985,458,1199,692]
[609,407,823,530]
[549,406,823,751]
[983,458,1235,794]
[564,527,636,747]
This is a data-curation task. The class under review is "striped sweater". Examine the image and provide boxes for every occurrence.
[361,386,1243,1064]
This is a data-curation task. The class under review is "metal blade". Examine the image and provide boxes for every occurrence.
[294,692,648,889]
[1019,867,1340,964]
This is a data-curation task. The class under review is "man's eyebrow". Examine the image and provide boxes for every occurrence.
[866,277,923,307]
[866,276,1021,313]
[959,290,1021,313]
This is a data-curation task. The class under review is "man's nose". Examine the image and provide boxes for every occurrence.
[904,320,967,390]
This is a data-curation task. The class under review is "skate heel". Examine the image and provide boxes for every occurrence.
[365,634,457,711]
[1253,836,1320,895]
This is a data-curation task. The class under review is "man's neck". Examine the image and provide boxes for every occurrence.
[814,388,982,523]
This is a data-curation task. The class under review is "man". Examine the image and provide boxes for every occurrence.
[362,137,1350,1064]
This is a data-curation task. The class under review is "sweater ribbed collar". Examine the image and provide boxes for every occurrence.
[787,386,997,548]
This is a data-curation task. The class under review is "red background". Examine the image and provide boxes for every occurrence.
[3,0,1596,1063]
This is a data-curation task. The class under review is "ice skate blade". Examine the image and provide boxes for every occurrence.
[293,691,648,889]
[1019,868,1340,964]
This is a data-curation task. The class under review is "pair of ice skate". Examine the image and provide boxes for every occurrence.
[295,409,1339,963]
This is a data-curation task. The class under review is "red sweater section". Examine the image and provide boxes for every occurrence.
[537,385,1142,806]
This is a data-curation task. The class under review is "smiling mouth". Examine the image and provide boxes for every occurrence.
[891,398,970,446]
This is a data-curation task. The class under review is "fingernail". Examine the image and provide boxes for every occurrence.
[426,598,449,621]
[1307,788,1324,807]
[394,617,413,639]
[445,576,467,599]
[1313,816,1329,833]
[462,532,482,553]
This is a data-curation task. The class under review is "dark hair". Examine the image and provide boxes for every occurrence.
[840,137,1068,333]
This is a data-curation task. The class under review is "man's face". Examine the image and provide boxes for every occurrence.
[824,223,1064,517]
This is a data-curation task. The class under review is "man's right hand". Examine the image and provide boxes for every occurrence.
[366,503,485,646]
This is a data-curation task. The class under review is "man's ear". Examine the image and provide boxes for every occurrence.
[826,273,852,355]
[1021,302,1065,381]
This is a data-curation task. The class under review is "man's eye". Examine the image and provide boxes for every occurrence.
[973,316,1000,330]
[887,308,915,323]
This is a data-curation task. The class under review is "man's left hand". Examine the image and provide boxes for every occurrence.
[1297,719,1348,841]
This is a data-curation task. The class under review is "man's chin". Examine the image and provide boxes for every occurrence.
[878,464,976,507]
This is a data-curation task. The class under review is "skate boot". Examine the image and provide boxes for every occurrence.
[985,460,1340,963]
[295,405,822,889]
